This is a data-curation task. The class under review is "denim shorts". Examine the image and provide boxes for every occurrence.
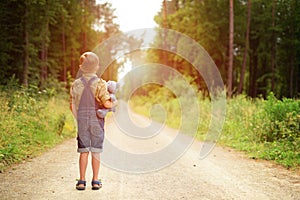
[77,111,104,153]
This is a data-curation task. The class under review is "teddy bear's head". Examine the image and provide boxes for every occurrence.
[107,81,118,94]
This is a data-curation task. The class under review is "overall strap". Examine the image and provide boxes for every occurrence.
[80,76,98,87]
[78,76,99,111]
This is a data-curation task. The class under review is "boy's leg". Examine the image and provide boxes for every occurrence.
[90,118,104,188]
[91,152,100,181]
[79,152,89,184]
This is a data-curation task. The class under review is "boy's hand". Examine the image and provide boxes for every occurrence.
[103,99,114,109]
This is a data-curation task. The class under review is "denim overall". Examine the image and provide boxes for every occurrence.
[77,76,104,153]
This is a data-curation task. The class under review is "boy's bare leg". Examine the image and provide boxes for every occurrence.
[79,152,89,186]
[91,152,100,182]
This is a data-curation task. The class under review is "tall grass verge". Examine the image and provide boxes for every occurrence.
[0,87,76,172]
[130,88,299,170]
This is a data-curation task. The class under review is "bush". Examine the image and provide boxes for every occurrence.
[247,93,300,169]
[263,93,299,142]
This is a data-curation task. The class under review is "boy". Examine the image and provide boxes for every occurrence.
[70,52,114,190]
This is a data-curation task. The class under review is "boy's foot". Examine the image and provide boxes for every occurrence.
[91,180,102,190]
[76,180,86,190]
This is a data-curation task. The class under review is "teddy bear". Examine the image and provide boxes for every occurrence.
[96,80,118,118]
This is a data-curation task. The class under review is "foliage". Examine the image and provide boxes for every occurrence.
[260,140,299,168]
[130,79,299,169]
[218,94,299,169]
[0,0,120,87]
[246,93,299,168]
[262,93,300,142]
[0,88,76,172]
[153,0,300,98]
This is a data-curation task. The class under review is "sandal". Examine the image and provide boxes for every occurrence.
[91,179,102,190]
[76,180,86,191]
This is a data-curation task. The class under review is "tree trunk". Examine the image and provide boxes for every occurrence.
[40,42,45,87]
[295,0,299,97]
[289,0,295,97]
[71,48,75,78]
[249,48,258,98]
[62,15,66,83]
[289,52,294,98]
[238,0,251,94]
[22,1,29,87]
[40,22,49,88]
[228,0,234,97]
[22,2,29,87]
[81,0,88,53]
[271,0,276,92]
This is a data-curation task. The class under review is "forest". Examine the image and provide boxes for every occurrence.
[151,0,299,98]
[0,0,299,98]
[0,0,120,89]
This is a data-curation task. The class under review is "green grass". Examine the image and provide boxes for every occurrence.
[129,93,300,171]
[0,89,76,172]
[1,84,298,172]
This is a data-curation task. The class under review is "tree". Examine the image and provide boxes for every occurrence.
[270,0,276,92]
[153,0,229,93]
[0,0,120,88]
[22,0,29,87]
[1,0,298,97]
[228,0,234,97]
[238,0,251,94]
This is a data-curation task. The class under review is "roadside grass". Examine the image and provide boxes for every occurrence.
[0,89,76,172]
[1,83,298,172]
[129,93,299,171]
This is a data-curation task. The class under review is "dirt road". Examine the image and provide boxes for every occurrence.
[0,111,299,200]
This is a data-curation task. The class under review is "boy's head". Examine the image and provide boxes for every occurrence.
[79,52,99,73]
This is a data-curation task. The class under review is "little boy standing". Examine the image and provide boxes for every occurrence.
[70,52,113,190]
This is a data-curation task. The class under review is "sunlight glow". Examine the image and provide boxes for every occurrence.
[97,0,162,32]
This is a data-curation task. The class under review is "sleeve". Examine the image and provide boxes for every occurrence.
[70,83,74,108]
[95,79,111,105]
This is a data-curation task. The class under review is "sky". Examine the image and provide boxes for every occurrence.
[97,0,162,32]
[96,0,163,80]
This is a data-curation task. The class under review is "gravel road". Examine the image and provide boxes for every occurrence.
[0,111,299,200]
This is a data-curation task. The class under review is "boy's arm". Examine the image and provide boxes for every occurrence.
[69,95,73,111]
[71,103,77,119]
[70,84,77,119]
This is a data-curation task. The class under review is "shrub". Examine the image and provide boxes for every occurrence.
[262,93,300,142]
[249,93,299,168]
